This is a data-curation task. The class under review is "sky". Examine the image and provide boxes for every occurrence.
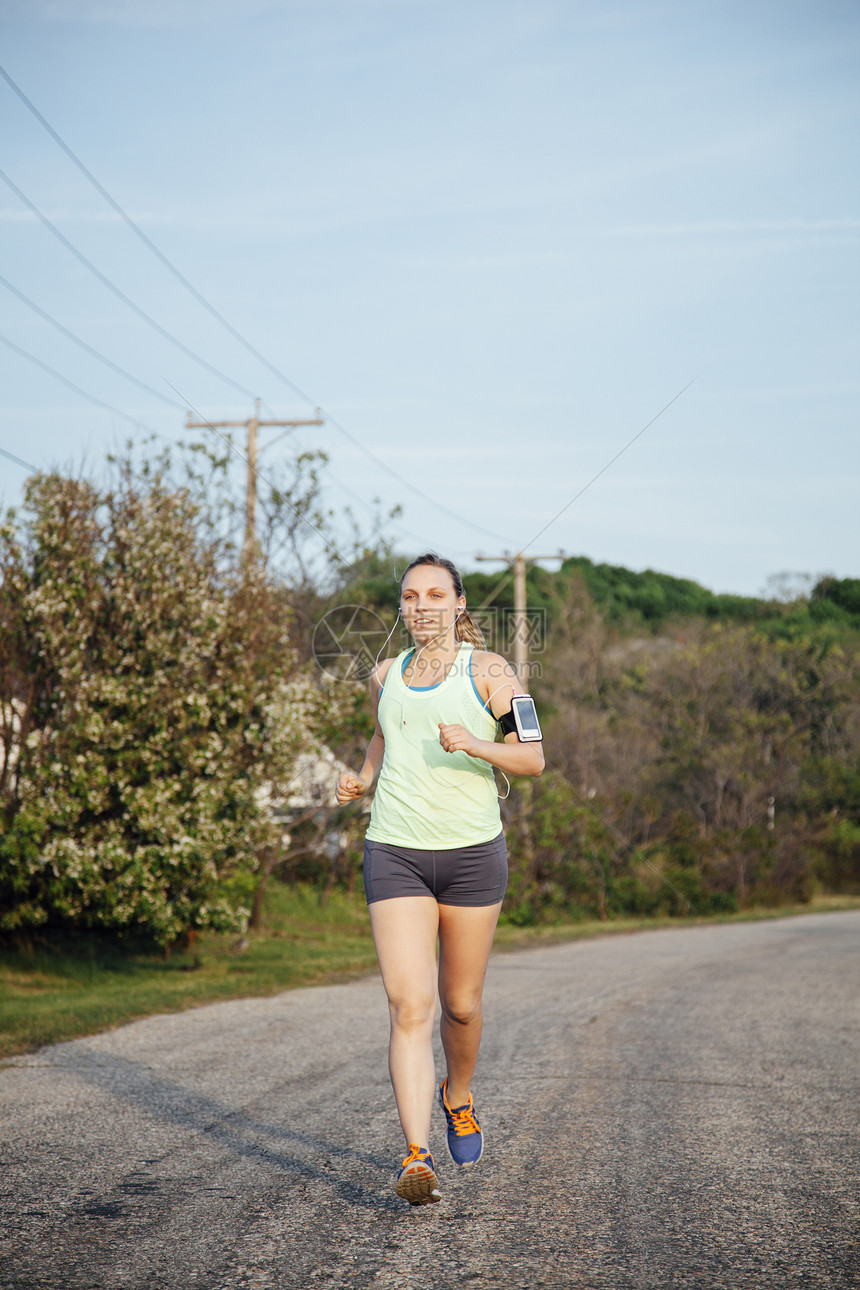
[0,0,858,597]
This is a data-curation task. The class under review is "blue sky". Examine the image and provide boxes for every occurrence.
[1,0,858,596]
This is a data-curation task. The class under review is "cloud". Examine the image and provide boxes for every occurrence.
[9,0,416,25]
[593,218,860,238]
[6,194,855,258]
[6,0,288,27]
[0,206,130,224]
[712,380,860,403]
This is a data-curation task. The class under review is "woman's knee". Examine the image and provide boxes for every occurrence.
[387,991,436,1034]
[439,989,482,1028]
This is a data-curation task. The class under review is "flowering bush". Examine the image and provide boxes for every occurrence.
[0,455,301,944]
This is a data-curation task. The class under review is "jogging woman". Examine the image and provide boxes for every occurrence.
[335,553,544,1206]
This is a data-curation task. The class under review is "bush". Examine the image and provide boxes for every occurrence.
[0,454,299,945]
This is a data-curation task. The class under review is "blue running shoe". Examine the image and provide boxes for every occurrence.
[437,1079,484,1167]
[395,1144,441,1206]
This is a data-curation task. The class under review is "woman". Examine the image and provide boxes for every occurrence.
[335,553,544,1206]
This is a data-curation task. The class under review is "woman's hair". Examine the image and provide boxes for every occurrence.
[400,552,486,649]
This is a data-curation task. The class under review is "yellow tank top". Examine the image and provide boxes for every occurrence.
[366,643,502,848]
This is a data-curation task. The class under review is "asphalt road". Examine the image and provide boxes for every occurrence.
[1,911,858,1290]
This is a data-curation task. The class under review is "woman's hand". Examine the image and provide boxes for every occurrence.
[336,772,367,804]
[438,722,481,757]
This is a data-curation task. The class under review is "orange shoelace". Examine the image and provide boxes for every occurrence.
[448,1096,480,1137]
[401,1144,432,1169]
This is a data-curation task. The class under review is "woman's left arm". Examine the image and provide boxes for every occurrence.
[437,653,545,777]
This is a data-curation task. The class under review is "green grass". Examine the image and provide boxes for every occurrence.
[2,887,859,1060]
[495,893,860,948]
[0,883,378,1059]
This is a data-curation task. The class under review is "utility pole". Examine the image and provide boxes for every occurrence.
[185,401,324,559]
[475,550,567,687]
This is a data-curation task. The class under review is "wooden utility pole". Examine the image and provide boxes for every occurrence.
[185,401,324,558]
[475,550,567,686]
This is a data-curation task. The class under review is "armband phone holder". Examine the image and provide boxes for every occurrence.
[499,694,542,742]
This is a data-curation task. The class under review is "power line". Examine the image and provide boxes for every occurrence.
[0,330,161,434]
[238,425,433,550]
[321,411,512,546]
[475,550,567,685]
[0,444,39,473]
[477,377,699,612]
[1,164,504,547]
[168,384,358,576]
[0,67,510,546]
[521,375,699,556]
[0,166,259,402]
[0,65,700,917]
[0,61,313,410]
[184,400,324,559]
[246,390,511,547]
[5,62,680,559]
[0,272,186,411]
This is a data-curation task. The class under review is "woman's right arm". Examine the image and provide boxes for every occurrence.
[335,658,393,804]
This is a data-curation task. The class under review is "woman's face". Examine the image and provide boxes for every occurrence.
[400,565,466,645]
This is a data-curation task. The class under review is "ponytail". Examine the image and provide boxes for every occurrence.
[455,609,485,650]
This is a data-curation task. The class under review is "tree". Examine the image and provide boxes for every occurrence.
[0,451,300,944]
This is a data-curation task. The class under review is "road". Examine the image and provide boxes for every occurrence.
[1,911,858,1290]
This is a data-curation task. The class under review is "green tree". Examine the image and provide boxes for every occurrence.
[0,453,300,944]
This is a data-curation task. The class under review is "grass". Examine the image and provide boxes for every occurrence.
[2,886,859,1060]
[0,883,377,1060]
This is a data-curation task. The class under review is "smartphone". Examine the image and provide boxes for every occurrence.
[511,694,543,742]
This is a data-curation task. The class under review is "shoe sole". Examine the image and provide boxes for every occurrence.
[395,1162,441,1206]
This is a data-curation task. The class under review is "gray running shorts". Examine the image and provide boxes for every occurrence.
[363,831,507,907]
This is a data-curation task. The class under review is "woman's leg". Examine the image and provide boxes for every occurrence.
[437,901,503,1107]
[368,896,440,1148]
